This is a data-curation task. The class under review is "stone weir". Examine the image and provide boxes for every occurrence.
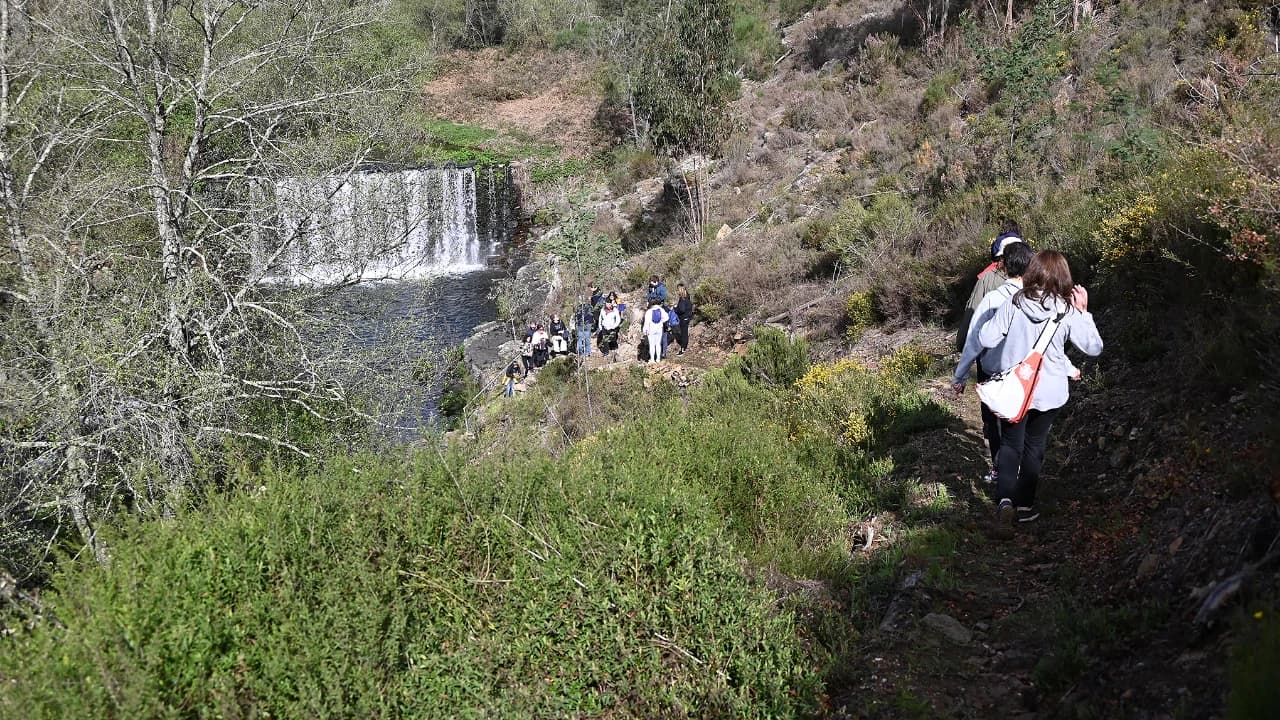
[258,163,518,284]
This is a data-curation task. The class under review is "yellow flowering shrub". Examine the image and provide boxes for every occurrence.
[787,349,948,452]
[879,345,931,386]
[844,291,877,343]
[1095,191,1160,265]
[787,359,871,447]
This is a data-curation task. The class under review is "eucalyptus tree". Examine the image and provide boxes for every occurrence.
[1,0,427,573]
[602,0,735,239]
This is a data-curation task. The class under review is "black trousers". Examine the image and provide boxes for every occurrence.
[995,407,1060,508]
[976,368,1000,467]
[676,322,689,350]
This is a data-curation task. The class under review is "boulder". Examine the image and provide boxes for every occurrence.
[462,321,520,380]
[632,177,666,214]
[922,613,972,646]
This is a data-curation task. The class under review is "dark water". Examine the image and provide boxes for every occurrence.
[315,270,502,434]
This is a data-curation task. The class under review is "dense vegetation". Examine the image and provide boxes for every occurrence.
[1,339,953,717]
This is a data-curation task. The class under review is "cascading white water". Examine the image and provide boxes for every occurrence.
[266,167,502,283]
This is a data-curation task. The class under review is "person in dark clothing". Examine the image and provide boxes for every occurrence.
[504,360,520,397]
[531,324,550,367]
[955,219,1024,352]
[661,303,676,360]
[520,337,535,375]
[549,313,568,355]
[589,283,604,310]
[574,302,593,356]
[674,284,693,355]
[952,240,1035,483]
[646,275,668,305]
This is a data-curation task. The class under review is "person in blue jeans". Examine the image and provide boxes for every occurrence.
[574,303,593,356]
[504,360,520,398]
[978,250,1102,537]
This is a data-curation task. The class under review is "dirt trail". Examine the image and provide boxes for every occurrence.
[827,362,1274,719]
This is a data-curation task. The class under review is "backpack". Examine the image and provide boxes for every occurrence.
[650,307,663,325]
[666,310,678,328]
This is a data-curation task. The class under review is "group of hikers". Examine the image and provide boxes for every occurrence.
[951,221,1103,538]
[497,221,1100,540]
[503,275,695,397]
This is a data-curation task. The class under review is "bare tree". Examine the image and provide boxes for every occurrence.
[1,0,426,573]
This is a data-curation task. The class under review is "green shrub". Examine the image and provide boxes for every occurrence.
[693,276,728,321]
[539,355,575,384]
[606,146,661,196]
[824,193,922,269]
[778,0,818,24]
[789,354,951,461]
[623,263,651,291]
[618,0,738,154]
[530,157,590,185]
[922,68,961,114]
[731,1,784,81]
[550,20,599,50]
[738,327,809,388]
[0,448,824,719]
[801,216,832,250]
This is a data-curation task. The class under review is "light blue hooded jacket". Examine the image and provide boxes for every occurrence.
[978,294,1103,412]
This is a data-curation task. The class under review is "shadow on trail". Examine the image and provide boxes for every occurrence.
[822,383,1059,718]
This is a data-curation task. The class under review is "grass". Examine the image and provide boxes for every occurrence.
[416,119,558,166]
[1228,607,1280,720]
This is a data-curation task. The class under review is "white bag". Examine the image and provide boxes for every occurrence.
[977,312,1064,423]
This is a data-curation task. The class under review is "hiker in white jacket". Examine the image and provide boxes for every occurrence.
[978,250,1103,536]
[642,300,668,363]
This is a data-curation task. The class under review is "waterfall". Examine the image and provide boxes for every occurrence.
[265,166,510,284]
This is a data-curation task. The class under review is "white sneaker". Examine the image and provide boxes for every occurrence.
[994,499,1015,539]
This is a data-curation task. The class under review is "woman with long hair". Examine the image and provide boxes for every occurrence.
[674,284,693,355]
[978,250,1103,537]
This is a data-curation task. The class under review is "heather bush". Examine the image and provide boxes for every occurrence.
[0,445,825,719]
[735,326,810,388]
[843,290,878,342]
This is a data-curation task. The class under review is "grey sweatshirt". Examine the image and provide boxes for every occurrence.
[978,294,1103,412]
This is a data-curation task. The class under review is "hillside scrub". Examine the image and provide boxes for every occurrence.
[654,0,1280,366]
[0,336,957,717]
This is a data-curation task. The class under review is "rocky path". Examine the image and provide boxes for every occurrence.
[828,365,1268,719]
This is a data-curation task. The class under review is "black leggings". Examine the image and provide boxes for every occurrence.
[995,407,1060,508]
[976,369,1000,467]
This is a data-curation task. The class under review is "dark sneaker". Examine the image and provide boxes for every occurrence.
[994,499,1015,539]
[1015,506,1040,523]
[982,469,997,485]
